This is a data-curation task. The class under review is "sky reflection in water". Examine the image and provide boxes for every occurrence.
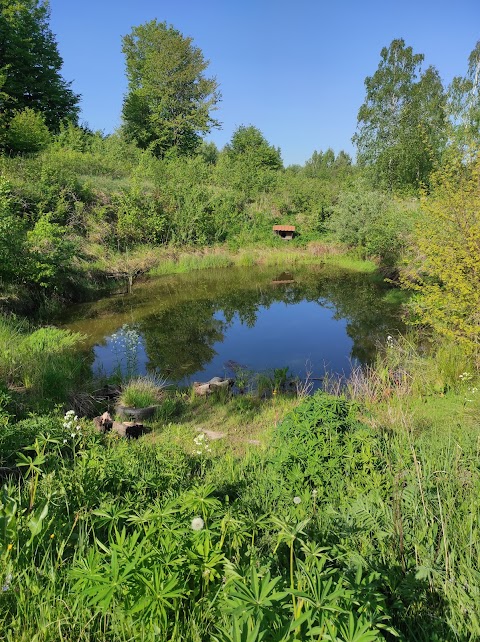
[60,265,405,384]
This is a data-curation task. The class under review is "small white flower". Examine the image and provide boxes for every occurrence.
[71,433,75,438]
[312,488,318,497]
[293,496,302,505]
[74,415,78,421]
[191,517,205,531]
[2,573,12,592]
[63,439,67,444]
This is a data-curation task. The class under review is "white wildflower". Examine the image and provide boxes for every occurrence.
[191,517,205,531]
[293,496,302,505]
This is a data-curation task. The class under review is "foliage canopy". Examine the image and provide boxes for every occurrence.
[448,40,480,150]
[353,39,447,191]
[404,151,480,353]
[0,0,79,135]
[122,20,220,157]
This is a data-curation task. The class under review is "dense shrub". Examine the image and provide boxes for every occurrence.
[328,184,411,270]
[5,108,51,154]
[270,392,384,503]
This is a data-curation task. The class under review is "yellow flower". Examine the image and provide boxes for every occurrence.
[50,533,55,539]
[7,543,13,551]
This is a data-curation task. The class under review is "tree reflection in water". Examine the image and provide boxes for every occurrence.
[60,265,405,381]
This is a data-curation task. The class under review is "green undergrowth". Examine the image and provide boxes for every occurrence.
[1,381,480,640]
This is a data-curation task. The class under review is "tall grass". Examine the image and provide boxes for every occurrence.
[148,244,376,278]
[0,315,87,412]
[151,251,234,275]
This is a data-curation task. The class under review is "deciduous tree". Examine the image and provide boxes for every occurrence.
[448,41,480,149]
[121,20,220,157]
[353,39,447,191]
[0,0,79,133]
[404,151,480,353]
[215,125,282,199]
[226,125,282,170]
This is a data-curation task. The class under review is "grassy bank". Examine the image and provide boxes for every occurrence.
[147,243,377,278]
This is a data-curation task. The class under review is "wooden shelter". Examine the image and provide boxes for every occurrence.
[273,224,295,240]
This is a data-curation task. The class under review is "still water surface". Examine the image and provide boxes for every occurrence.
[59,265,404,385]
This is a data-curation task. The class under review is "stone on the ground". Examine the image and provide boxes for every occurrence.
[93,413,147,439]
[193,376,234,396]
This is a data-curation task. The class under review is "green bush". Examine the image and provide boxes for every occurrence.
[114,183,167,245]
[270,392,384,504]
[328,184,410,270]
[26,214,77,290]
[0,177,27,286]
[5,108,51,154]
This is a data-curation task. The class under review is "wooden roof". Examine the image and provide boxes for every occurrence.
[273,225,296,232]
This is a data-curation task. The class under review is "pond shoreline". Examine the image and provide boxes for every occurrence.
[59,258,403,388]
[96,242,380,302]
[1,242,380,319]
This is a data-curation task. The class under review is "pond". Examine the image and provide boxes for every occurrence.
[59,264,405,387]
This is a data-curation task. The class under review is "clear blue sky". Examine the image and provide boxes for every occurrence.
[48,0,479,166]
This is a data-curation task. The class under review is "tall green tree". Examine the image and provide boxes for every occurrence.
[122,20,220,157]
[448,41,480,149]
[304,148,352,178]
[215,125,282,199]
[226,125,282,170]
[353,39,447,191]
[0,0,79,132]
